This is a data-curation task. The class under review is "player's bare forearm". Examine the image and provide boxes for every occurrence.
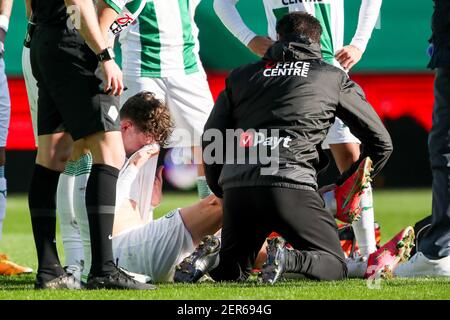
[64,0,108,54]
[97,0,119,46]
[0,0,13,18]
[65,0,123,95]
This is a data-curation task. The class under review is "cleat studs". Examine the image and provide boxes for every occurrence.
[397,241,405,248]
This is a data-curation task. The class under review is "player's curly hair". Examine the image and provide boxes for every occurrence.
[120,91,173,147]
[276,12,322,44]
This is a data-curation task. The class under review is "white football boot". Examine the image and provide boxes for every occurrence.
[393,252,450,278]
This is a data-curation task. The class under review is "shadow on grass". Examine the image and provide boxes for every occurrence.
[0,275,34,290]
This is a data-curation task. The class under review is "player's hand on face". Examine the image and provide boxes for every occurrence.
[335,45,362,71]
[131,147,157,169]
[151,165,164,208]
[100,59,124,96]
[247,36,274,57]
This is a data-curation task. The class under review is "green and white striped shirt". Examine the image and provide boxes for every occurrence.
[104,0,202,77]
[263,0,344,64]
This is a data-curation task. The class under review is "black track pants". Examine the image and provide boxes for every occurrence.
[209,187,347,281]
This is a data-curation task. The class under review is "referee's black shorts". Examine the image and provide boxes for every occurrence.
[30,23,120,141]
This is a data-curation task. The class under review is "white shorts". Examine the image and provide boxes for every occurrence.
[121,70,214,148]
[322,117,361,149]
[112,209,195,283]
[22,46,38,146]
[0,59,10,147]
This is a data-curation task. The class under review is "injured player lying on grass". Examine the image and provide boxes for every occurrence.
[112,132,414,283]
[106,91,223,284]
[59,91,413,284]
[56,91,221,285]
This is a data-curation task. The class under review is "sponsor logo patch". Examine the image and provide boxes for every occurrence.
[165,210,177,219]
[107,105,119,122]
[110,13,135,36]
[239,131,292,149]
[263,60,310,78]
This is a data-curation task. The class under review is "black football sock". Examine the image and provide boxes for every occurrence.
[28,164,65,281]
[85,164,119,277]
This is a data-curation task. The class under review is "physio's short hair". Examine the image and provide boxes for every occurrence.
[276,12,323,43]
[120,91,173,147]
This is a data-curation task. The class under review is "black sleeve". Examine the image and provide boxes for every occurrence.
[334,75,393,185]
[202,79,233,198]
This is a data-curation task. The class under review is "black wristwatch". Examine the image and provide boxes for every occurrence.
[97,47,115,62]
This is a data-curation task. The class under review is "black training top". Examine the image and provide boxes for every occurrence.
[31,0,68,26]
[203,36,393,197]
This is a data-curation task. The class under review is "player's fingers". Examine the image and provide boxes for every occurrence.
[345,59,355,70]
[156,166,164,185]
[347,60,356,70]
[104,75,112,93]
[255,49,264,57]
[117,71,124,96]
[341,57,353,69]
[157,165,164,179]
[335,54,346,63]
[116,76,124,96]
[335,48,344,57]
[335,49,347,60]
[110,76,118,96]
[336,51,350,63]
[335,50,344,60]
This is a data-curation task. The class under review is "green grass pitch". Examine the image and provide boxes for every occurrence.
[0,190,449,300]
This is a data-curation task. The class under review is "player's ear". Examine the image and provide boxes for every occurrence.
[121,119,132,130]
[120,120,126,131]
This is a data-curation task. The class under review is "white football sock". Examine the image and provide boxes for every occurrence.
[0,174,6,241]
[56,161,84,268]
[352,184,377,257]
[346,255,368,278]
[73,153,92,283]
